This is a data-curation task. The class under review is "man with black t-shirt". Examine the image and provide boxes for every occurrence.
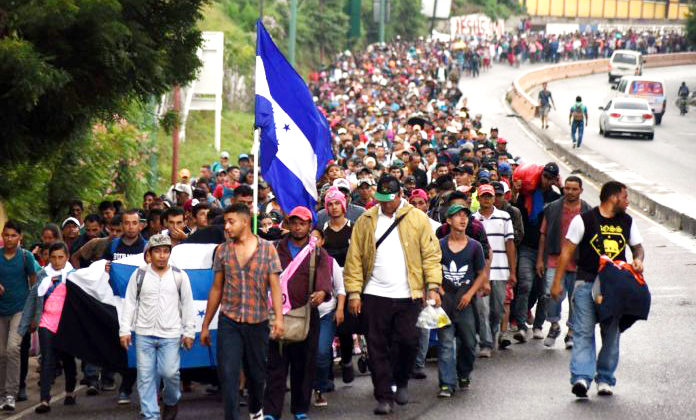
[436,205,486,398]
[551,181,644,399]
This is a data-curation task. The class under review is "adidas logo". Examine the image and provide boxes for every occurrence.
[442,261,469,286]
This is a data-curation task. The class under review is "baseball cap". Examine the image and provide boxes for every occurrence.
[409,189,429,202]
[446,204,471,218]
[543,162,560,177]
[145,234,172,253]
[461,142,474,152]
[220,151,230,159]
[358,178,376,187]
[491,181,505,195]
[174,183,192,196]
[477,184,496,197]
[337,128,348,135]
[332,178,351,192]
[288,206,313,222]
[498,162,512,176]
[61,217,80,229]
[477,170,491,181]
[497,138,508,145]
[375,175,401,202]
[238,154,250,161]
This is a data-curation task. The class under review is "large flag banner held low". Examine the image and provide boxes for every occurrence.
[56,244,219,370]
[255,20,333,214]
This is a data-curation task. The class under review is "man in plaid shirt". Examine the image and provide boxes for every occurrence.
[200,204,285,420]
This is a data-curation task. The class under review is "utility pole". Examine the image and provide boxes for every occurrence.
[430,0,438,34]
[379,0,385,43]
[259,0,264,18]
[171,86,181,186]
[289,0,298,65]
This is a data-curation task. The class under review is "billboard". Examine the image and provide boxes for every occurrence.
[450,13,505,38]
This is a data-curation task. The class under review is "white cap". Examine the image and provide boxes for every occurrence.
[220,151,230,159]
[332,178,351,192]
[337,128,348,135]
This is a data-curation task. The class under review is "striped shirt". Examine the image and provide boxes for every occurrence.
[473,208,514,281]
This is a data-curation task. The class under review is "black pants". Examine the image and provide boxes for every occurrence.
[217,317,269,420]
[19,332,30,390]
[336,303,362,365]
[39,328,76,402]
[264,310,319,417]
[362,295,421,403]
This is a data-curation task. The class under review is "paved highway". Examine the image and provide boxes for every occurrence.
[10,62,696,420]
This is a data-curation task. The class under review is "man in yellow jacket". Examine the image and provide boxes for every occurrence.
[344,174,442,415]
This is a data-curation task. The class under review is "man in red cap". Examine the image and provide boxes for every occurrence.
[495,138,512,160]
[264,206,333,420]
[473,184,517,357]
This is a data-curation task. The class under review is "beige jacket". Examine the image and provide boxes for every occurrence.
[343,201,442,300]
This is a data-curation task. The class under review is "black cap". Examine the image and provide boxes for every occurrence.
[491,181,504,195]
[375,175,402,202]
[543,162,560,177]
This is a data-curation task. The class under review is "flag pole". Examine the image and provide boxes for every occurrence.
[252,127,261,234]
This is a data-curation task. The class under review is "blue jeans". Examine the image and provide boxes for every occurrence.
[534,268,576,329]
[414,327,430,369]
[135,335,181,420]
[571,120,585,146]
[314,311,336,393]
[437,303,477,388]
[570,281,620,386]
[513,245,538,331]
[474,281,506,348]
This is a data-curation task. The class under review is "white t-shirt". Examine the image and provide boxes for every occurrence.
[473,208,515,281]
[566,214,643,246]
[364,200,411,298]
[318,258,346,319]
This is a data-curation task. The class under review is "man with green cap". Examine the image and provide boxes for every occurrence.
[435,205,487,398]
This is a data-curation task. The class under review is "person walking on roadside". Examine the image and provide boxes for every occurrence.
[0,221,38,411]
[535,176,591,348]
[569,96,588,149]
[200,204,285,420]
[538,82,556,130]
[344,174,442,415]
[551,181,644,398]
[436,205,486,398]
[119,234,196,420]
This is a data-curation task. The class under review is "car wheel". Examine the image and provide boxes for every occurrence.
[608,75,613,83]
[655,113,662,125]
[647,133,654,140]
[599,124,603,135]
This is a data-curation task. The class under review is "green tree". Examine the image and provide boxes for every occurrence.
[687,4,696,49]
[0,0,208,163]
[361,0,427,44]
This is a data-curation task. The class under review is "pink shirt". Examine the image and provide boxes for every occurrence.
[39,282,67,333]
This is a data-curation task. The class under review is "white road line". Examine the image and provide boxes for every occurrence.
[6,385,84,420]
[501,92,696,254]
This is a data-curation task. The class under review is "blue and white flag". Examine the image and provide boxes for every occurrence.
[255,20,333,215]
[56,244,219,370]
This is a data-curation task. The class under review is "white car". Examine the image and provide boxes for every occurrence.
[599,97,655,140]
[612,76,667,125]
[608,50,643,84]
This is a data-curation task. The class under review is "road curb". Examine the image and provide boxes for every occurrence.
[514,114,696,236]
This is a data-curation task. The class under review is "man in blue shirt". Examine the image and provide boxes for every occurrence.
[0,221,37,411]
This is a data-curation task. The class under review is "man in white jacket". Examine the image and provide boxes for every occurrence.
[119,234,195,420]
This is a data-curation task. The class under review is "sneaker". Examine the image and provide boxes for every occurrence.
[313,390,327,407]
[3,395,15,411]
[572,379,589,398]
[293,414,309,420]
[373,401,393,415]
[394,386,409,406]
[411,367,427,380]
[263,416,278,420]
[513,328,528,343]
[597,382,614,396]
[64,394,76,406]
[478,347,492,358]
[35,402,51,414]
[437,386,453,398]
[564,333,574,349]
[250,410,264,420]
[86,384,99,396]
[16,387,27,402]
[498,331,512,349]
[341,362,355,384]
[532,328,544,339]
[458,378,471,389]
[544,324,561,347]
[117,392,131,405]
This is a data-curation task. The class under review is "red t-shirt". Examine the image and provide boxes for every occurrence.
[213,182,240,199]
[542,202,582,271]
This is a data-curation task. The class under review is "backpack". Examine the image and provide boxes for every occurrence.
[572,104,585,121]
[131,266,185,328]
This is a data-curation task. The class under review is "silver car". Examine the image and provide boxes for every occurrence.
[599,97,655,140]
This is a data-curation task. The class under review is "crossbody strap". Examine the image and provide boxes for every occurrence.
[308,249,317,297]
[375,209,410,250]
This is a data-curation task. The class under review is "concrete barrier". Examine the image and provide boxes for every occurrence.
[509,52,696,235]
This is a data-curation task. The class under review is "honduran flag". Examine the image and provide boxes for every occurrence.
[55,243,219,370]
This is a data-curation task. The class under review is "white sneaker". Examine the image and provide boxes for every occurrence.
[597,382,614,396]
[532,328,544,339]
[572,379,589,398]
[250,409,263,420]
[0,396,6,411]
[3,395,15,411]
[478,348,492,358]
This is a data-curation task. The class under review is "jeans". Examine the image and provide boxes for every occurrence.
[0,313,22,396]
[513,245,539,331]
[414,327,430,369]
[475,281,507,349]
[218,317,269,420]
[534,268,576,329]
[135,335,181,420]
[570,281,620,386]
[437,304,477,388]
[571,120,585,147]
[38,327,77,402]
[314,311,336,393]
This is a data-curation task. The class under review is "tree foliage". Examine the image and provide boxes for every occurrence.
[0,0,207,163]
[687,4,696,49]
[362,0,427,44]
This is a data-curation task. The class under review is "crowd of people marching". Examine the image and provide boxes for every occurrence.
[0,28,648,420]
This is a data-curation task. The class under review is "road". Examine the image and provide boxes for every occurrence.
[10,62,696,420]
